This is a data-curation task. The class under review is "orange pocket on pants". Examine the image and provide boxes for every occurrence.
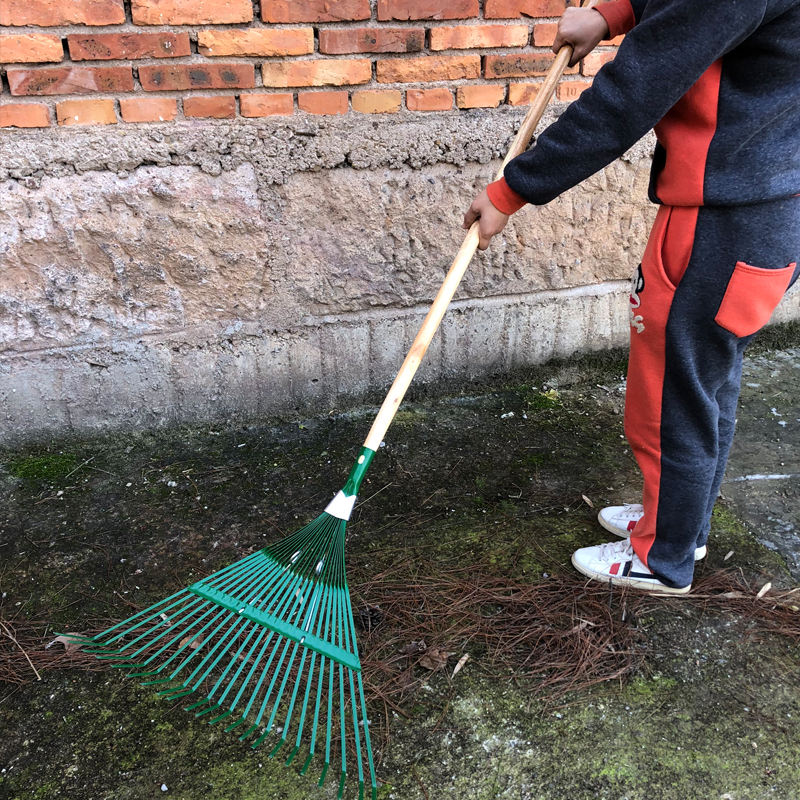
[715,261,796,338]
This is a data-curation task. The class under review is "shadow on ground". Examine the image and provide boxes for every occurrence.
[1,339,799,800]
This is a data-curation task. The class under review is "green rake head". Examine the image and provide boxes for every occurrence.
[60,448,378,800]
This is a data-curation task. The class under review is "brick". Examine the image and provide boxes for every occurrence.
[56,98,116,126]
[352,89,401,113]
[0,102,50,127]
[240,93,294,117]
[456,84,505,109]
[0,34,63,63]
[119,96,177,122]
[262,59,370,88]
[132,0,253,25]
[139,63,254,91]
[557,80,591,102]
[582,51,615,76]
[68,33,190,61]
[184,95,236,118]
[485,0,565,19]
[532,23,557,47]
[7,66,134,96]
[0,0,125,26]
[378,0,478,20]
[485,53,577,79]
[198,28,313,57]
[262,0,369,23]
[430,24,528,50]
[298,90,348,115]
[508,82,541,105]
[406,87,452,111]
[377,54,480,84]
[319,27,424,54]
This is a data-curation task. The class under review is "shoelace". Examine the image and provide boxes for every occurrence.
[597,539,635,562]
[617,503,644,519]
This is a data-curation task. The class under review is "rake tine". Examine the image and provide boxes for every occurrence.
[273,624,314,757]
[357,672,378,800]
[239,631,285,725]
[184,698,213,712]
[227,630,277,723]
[260,643,302,741]
[238,723,259,741]
[299,654,326,777]
[133,603,219,670]
[321,656,335,787]
[204,622,261,701]
[195,703,223,719]
[215,627,270,711]
[252,638,295,729]
[169,611,245,684]
[208,709,235,726]
[90,590,193,644]
[224,716,248,734]
[107,597,210,663]
[186,617,251,690]
[286,650,317,766]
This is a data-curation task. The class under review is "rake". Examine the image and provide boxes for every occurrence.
[59,10,597,798]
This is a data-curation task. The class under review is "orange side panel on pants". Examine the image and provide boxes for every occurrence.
[625,205,699,568]
[654,59,723,207]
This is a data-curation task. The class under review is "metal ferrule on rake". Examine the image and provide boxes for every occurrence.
[68,10,590,793]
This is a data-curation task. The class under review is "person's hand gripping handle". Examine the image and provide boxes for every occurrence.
[463,0,608,250]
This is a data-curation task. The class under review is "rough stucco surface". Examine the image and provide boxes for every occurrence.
[1,108,798,444]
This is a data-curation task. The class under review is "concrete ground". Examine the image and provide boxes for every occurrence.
[0,329,799,800]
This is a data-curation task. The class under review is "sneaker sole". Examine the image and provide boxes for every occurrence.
[597,512,707,562]
[571,552,692,595]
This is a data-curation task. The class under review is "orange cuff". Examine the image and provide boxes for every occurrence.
[487,177,528,215]
[595,0,636,39]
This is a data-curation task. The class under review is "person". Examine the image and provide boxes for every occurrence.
[464,0,800,594]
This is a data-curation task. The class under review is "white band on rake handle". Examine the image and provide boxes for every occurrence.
[325,490,357,521]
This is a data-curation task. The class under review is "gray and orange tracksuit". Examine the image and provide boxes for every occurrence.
[487,0,800,589]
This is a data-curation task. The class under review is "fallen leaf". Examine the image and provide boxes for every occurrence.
[570,619,597,633]
[398,640,426,657]
[724,550,734,561]
[756,582,772,599]
[581,495,594,509]
[452,653,470,677]
[46,635,87,654]
[179,637,201,650]
[419,646,455,671]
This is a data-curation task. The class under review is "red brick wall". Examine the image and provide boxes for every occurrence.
[0,0,620,128]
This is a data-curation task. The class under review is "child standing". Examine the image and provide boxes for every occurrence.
[464,0,800,593]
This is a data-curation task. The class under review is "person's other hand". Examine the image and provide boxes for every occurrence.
[553,7,610,67]
[463,190,510,251]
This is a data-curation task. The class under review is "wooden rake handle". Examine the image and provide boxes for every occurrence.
[363,0,600,452]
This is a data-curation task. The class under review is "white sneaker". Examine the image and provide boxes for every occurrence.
[598,504,707,561]
[571,539,691,595]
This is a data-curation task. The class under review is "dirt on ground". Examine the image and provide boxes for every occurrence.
[1,328,799,800]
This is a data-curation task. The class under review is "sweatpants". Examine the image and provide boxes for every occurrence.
[625,196,800,589]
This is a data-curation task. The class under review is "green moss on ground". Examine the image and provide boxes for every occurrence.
[6,452,77,481]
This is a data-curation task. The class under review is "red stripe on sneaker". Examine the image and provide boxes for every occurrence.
[627,520,637,532]
[625,204,698,571]
[609,562,621,576]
